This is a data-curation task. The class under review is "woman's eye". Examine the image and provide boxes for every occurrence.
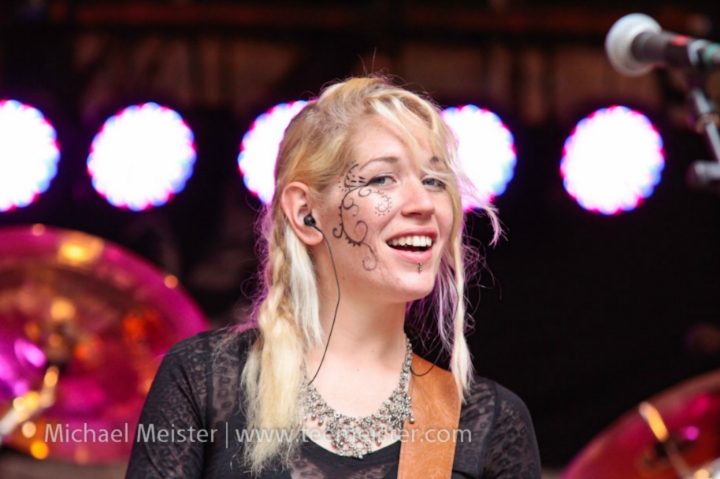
[423,177,446,189]
[368,175,393,186]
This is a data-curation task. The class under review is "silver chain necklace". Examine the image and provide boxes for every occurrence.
[301,337,415,459]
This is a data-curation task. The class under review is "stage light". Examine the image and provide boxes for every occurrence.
[0,100,60,212]
[441,105,516,209]
[87,103,196,211]
[561,106,664,215]
[238,101,307,204]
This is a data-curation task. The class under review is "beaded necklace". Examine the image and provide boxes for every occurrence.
[301,337,415,459]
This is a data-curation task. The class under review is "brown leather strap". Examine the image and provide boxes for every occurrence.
[397,354,461,479]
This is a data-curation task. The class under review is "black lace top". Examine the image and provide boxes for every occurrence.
[125,329,541,479]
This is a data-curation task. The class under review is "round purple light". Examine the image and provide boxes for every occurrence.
[238,101,308,204]
[0,100,60,212]
[561,106,664,215]
[441,105,516,210]
[87,103,196,211]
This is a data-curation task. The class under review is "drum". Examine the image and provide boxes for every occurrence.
[0,225,209,464]
[563,369,720,479]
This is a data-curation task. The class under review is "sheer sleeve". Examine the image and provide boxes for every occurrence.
[124,332,542,479]
[481,383,541,479]
[124,335,211,479]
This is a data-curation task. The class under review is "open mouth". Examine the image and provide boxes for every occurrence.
[386,235,433,253]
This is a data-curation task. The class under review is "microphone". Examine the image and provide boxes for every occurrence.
[606,13,720,77]
[687,161,720,192]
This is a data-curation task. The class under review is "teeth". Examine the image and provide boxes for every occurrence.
[388,236,433,247]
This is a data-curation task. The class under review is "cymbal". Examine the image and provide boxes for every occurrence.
[563,369,720,479]
[0,225,209,464]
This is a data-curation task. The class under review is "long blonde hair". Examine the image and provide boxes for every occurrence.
[240,76,500,473]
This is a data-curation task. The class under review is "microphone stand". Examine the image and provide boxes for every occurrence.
[685,74,720,191]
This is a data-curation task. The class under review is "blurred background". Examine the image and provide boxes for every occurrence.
[2,0,720,477]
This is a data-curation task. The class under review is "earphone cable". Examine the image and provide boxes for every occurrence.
[306,223,341,386]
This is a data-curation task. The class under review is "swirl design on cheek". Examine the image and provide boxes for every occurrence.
[333,163,390,271]
[375,192,391,216]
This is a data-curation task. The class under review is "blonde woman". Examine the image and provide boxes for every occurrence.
[125,77,541,478]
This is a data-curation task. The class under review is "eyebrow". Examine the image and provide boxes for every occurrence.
[360,155,442,170]
[359,156,399,170]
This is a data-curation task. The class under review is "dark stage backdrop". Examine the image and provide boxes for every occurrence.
[3,112,718,466]
[1,0,720,468]
[465,125,720,464]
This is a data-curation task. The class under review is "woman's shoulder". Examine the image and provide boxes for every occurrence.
[166,325,259,356]
[456,377,541,478]
[160,325,260,374]
[461,376,535,434]
[463,376,531,417]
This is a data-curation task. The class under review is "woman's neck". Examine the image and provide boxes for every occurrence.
[310,255,408,358]
[303,295,409,418]
[310,297,407,361]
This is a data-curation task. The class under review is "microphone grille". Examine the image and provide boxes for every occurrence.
[605,13,661,77]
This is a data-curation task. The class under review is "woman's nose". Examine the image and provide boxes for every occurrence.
[400,178,435,217]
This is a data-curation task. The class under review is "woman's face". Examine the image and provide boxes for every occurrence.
[313,114,455,305]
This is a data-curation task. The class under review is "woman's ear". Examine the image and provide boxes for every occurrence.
[280,181,324,246]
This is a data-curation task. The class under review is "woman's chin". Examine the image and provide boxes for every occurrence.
[381,280,436,304]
